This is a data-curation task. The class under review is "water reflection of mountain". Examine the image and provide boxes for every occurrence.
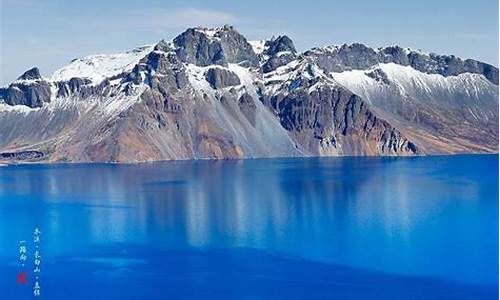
[0,156,497,288]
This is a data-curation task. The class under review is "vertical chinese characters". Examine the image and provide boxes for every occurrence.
[18,240,28,285]
[33,228,41,297]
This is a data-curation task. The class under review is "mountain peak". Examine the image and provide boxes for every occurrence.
[264,35,296,55]
[17,67,42,81]
[173,25,259,67]
[181,24,238,40]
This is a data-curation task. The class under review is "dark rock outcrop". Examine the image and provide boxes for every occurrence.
[0,150,44,160]
[272,83,418,155]
[0,80,51,108]
[205,67,241,89]
[238,92,257,126]
[262,53,297,73]
[263,36,296,56]
[365,68,390,85]
[17,67,42,81]
[68,77,92,92]
[126,48,189,94]
[0,67,54,108]
[56,77,110,99]
[262,36,298,73]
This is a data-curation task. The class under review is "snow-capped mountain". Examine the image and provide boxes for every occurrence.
[0,25,497,162]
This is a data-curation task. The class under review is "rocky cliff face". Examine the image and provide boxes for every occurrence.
[0,67,52,108]
[0,25,497,162]
[263,59,418,156]
[173,25,259,67]
[204,67,241,89]
[261,36,298,73]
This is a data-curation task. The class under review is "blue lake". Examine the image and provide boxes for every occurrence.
[0,155,498,299]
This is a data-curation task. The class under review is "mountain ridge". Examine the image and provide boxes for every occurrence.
[0,25,497,162]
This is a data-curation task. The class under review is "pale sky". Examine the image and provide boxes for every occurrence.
[1,0,498,85]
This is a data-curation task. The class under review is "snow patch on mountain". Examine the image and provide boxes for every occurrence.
[248,40,267,55]
[185,64,219,96]
[51,45,154,84]
[227,64,256,89]
[193,26,223,39]
[102,85,148,116]
[263,58,338,95]
[0,102,40,114]
[331,63,496,105]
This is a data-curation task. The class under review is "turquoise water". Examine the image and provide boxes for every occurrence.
[0,155,498,299]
